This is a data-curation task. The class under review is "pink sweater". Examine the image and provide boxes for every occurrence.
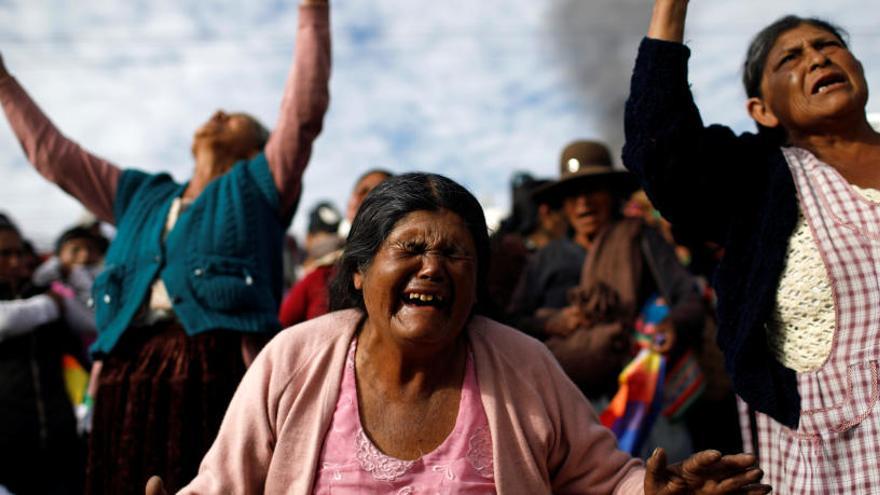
[181,310,645,494]
[0,4,331,222]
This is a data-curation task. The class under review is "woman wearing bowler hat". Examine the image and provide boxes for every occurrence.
[508,140,706,405]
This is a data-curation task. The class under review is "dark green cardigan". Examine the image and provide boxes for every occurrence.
[90,153,288,356]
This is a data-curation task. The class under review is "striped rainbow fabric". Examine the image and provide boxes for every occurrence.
[600,295,705,454]
[62,354,89,406]
[600,346,667,454]
[599,295,668,454]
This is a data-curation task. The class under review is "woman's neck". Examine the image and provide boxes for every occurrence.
[355,321,467,401]
[353,318,468,460]
[183,148,237,200]
[573,231,596,250]
[791,123,880,189]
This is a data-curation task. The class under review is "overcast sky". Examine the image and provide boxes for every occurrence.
[1,0,879,249]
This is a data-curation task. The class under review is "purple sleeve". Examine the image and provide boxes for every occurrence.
[0,75,121,223]
[264,4,332,218]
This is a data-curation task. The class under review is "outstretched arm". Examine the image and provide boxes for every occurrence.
[622,1,767,245]
[0,53,121,224]
[0,294,60,342]
[265,0,332,219]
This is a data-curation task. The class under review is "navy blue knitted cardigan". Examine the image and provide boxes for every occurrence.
[622,38,801,428]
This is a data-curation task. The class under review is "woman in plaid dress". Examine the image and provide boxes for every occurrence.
[624,1,880,493]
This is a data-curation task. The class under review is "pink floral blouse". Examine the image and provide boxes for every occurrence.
[313,339,496,494]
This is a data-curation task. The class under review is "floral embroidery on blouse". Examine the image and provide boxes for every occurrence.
[431,464,456,480]
[313,338,496,493]
[355,428,415,481]
[467,425,494,479]
[321,463,343,481]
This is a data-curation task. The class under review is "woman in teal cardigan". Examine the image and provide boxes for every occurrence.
[0,0,331,492]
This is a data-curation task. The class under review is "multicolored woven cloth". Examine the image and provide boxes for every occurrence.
[62,354,89,406]
[600,346,666,454]
[600,295,704,454]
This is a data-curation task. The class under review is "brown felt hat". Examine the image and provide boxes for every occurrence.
[533,140,638,204]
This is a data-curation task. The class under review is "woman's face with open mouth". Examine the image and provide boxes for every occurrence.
[355,208,478,352]
[562,189,614,242]
[756,23,867,136]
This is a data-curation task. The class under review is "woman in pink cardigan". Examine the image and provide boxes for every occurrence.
[152,174,769,494]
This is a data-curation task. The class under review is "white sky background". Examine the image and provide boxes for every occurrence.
[1,0,878,249]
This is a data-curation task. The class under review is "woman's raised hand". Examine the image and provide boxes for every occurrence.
[645,448,772,495]
[647,0,690,43]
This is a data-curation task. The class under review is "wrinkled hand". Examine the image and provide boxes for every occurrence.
[543,306,585,337]
[645,448,772,495]
[145,476,168,495]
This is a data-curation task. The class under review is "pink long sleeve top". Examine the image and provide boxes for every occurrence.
[0,3,331,223]
[181,310,646,494]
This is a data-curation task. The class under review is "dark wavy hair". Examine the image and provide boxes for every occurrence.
[742,15,848,144]
[329,172,491,315]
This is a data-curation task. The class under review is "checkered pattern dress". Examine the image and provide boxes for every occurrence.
[747,147,880,494]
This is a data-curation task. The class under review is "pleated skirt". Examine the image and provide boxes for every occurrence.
[85,321,245,494]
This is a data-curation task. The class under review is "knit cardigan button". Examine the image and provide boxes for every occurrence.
[193,268,204,277]
[103,294,111,304]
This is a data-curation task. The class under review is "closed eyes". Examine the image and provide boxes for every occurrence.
[393,241,472,261]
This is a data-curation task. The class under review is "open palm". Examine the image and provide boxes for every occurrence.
[645,448,772,495]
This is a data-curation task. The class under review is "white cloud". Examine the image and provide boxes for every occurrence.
[1,0,879,249]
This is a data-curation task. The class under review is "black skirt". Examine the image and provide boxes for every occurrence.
[85,321,246,494]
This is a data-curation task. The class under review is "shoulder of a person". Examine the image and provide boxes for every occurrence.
[534,237,582,260]
[272,307,357,343]
[115,169,177,206]
[469,316,562,373]
[119,168,175,187]
[262,309,359,370]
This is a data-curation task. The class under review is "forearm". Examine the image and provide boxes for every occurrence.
[647,0,689,43]
[623,39,746,243]
[0,294,59,341]
[266,0,332,217]
[0,74,121,223]
[546,353,645,493]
